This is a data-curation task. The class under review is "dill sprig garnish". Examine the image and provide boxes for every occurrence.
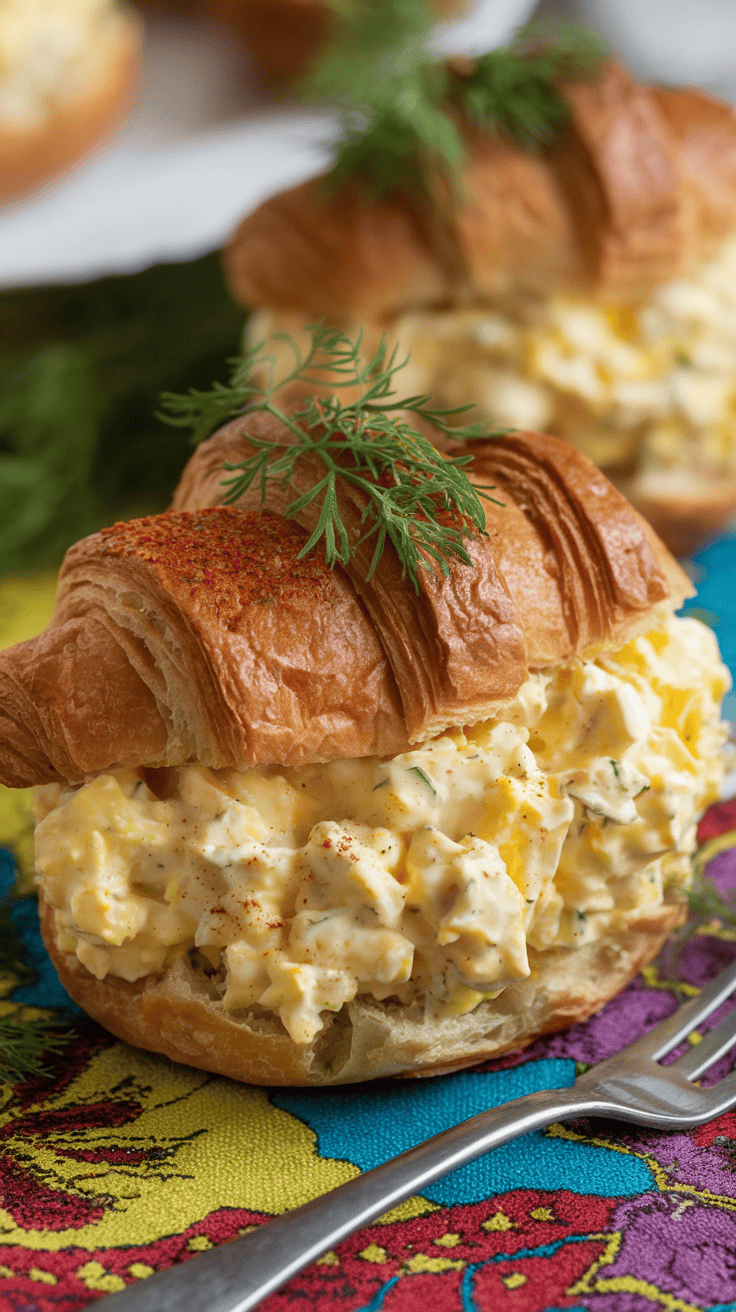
[304,0,461,199]
[160,324,504,591]
[302,5,606,199]
[687,873,736,935]
[305,0,436,113]
[449,23,608,151]
[325,81,463,203]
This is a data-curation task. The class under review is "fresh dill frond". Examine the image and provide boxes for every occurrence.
[326,90,463,202]
[160,324,505,592]
[681,867,736,943]
[0,896,70,1081]
[304,0,462,199]
[304,0,436,109]
[663,831,736,980]
[449,22,607,150]
[0,1011,70,1082]
[301,3,606,199]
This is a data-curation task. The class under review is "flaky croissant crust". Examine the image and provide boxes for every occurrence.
[0,424,691,789]
[224,61,736,318]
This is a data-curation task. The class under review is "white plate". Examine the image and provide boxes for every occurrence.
[0,0,536,289]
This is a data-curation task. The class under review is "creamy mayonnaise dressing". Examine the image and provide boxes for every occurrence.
[36,611,729,1045]
[0,0,125,125]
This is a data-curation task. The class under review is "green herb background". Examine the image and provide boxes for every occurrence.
[0,254,245,576]
[0,249,247,1075]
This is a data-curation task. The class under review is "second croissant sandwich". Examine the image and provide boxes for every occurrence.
[1,388,729,1084]
[225,49,736,555]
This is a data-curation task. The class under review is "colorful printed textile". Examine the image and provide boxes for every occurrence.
[1,835,736,1312]
[1,545,736,1312]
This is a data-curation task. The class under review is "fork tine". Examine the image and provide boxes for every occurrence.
[671,1003,736,1081]
[628,956,736,1062]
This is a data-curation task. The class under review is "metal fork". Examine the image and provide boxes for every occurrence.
[104,956,736,1312]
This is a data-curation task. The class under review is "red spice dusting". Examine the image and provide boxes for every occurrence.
[96,508,332,628]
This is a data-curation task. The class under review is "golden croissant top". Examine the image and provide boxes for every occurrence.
[224,58,736,317]
[0,411,691,789]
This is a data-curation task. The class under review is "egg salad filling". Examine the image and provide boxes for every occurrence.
[35,611,730,1046]
[407,235,736,485]
[252,234,736,494]
[0,0,126,126]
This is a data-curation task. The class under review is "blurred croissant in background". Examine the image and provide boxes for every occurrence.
[140,0,470,82]
[225,52,736,555]
[0,0,141,205]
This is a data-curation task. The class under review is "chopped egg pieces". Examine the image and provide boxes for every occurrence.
[35,611,729,1045]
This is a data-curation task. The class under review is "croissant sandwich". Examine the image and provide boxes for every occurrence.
[0,0,140,207]
[2,400,729,1085]
[225,50,736,555]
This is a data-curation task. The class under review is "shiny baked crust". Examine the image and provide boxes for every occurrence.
[172,419,692,666]
[0,7,140,207]
[0,425,691,788]
[0,508,409,786]
[224,62,736,315]
[40,894,686,1084]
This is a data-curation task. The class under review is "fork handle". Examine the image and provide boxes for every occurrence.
[104,1082,600,1312]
